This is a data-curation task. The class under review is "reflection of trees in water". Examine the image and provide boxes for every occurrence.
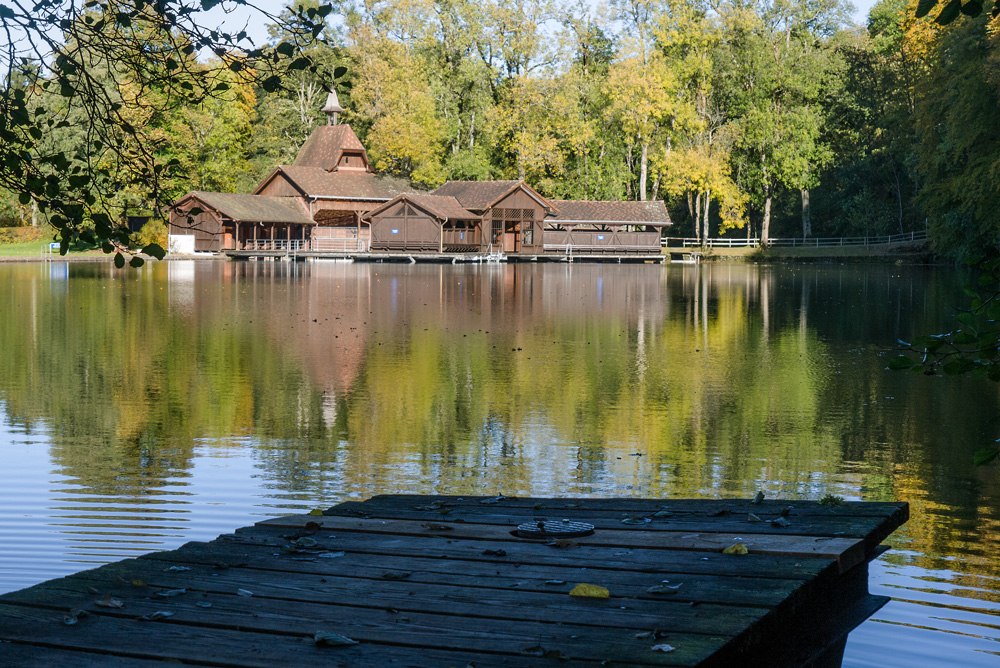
[0,261,997,581]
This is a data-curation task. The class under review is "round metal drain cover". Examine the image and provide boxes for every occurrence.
[515,519,595,539]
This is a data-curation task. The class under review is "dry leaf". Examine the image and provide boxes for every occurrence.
[646,583,683,595]
[155,588,186,598]
[770,517,791,528]
[651,644,676,653]
[94,595,123,609]
[421,522,453,531]
[381,571,411,580]
[751,491,765,505]
[236,588,253,597]
[722,543,749,555]
[139,611,175,621]
[308,509,324,516]
[314,631,358,647]
[569,583,610,598]
[547,539,578,549]
[748,513,763,522]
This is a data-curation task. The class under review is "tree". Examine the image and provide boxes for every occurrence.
[0,0,331,264]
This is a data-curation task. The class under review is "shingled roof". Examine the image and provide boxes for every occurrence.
[293,125,370,171]
[365,194,479,222]
[547,200,672,226]
[257,166,413,200]
[432,180,555,212]
[177,192,313,224]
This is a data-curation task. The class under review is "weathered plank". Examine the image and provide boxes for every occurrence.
[226,524,836,581]
[259,514,867,573]
[360,494,909,519]
[0,575,727,666]
[26,556,771,637]
[0,642,211,668]
[137,538,805,607]
[0,602,590,668]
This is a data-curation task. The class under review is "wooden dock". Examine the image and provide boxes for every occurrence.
[223,250,666,264]
[0,495,907,667]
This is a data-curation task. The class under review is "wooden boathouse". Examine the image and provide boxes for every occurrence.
[0,494,907,667]
[168,90,671,261]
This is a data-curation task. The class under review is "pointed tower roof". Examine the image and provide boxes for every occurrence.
[321,88,344,124]
[293,124,371,172]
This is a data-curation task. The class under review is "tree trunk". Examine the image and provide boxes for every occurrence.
[893,164,903,234]
[801,188,811,239]
[702,189,710,243]
[761,190,772,247]
[469,111,475,149]
[639,140,648,201]
[31,199,38,227]
[694,191,702,245]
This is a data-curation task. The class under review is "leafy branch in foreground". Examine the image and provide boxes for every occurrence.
[916,0,1000,24]
[0,0,331,265]
[889,256,1000,464]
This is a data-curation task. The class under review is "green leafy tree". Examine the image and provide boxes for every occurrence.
[0,0,331,264]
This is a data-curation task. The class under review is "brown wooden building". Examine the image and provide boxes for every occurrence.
[169,123,407,253]
[544,199,671,253]
[365,194,482,252]
[168,94,671,255]
[431,180,555,253]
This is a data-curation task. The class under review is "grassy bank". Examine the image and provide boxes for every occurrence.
[0,239,105,260]
[668,241,934,263]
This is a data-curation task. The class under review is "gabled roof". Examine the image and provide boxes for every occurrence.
[175,192,313,224]
[547,199,672,226]
[254,166,412,200]
[432,180,556,213]
[364,193,479,222]
[293,124,370,171]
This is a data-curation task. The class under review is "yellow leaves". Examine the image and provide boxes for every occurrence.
[569,583,610,598]
[722,542,749,555]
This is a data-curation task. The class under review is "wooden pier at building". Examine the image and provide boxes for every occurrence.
[0,495,907,667]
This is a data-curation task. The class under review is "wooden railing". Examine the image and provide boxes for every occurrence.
[662,230,928,248]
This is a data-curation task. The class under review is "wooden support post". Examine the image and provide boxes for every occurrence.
[439,221,444,253]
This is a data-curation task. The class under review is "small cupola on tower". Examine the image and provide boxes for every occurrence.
[322,88,344,126]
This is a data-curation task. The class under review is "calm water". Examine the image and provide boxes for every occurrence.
[0,260,998,666]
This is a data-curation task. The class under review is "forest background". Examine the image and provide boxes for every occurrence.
[1,0,998,260]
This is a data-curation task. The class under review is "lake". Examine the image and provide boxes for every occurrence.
[0,259,997,666]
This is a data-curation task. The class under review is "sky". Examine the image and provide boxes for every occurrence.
[207,0,884,52]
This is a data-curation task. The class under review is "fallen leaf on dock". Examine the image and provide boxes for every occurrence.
[318,551,345,559]
[751,491,765,505]
[547,539,577,548]
[722,543,749,555]
[748,513,763,522]
[308,509,324,516]
[381,571,411,580]
[130,579,147,587]
[63,609,88,625]
[652,509,673,518]
[621,516,651,525]
[196,602,212,608]
[544,580,566,585]
[413,501,451,511]
[569,583,610,598]
[94,595,124,608]
[651,644,676,653]
[646,583,683,594]
[421,522,453,531]
[236,588,253,597]
[164,566,190,572]
[139,611,175,621]
[293,537,319,548]
[521,645,567,659]
[770,517,791,528]
[155,588,187,598]
[479,495,505,505]
[314,631,359,647]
